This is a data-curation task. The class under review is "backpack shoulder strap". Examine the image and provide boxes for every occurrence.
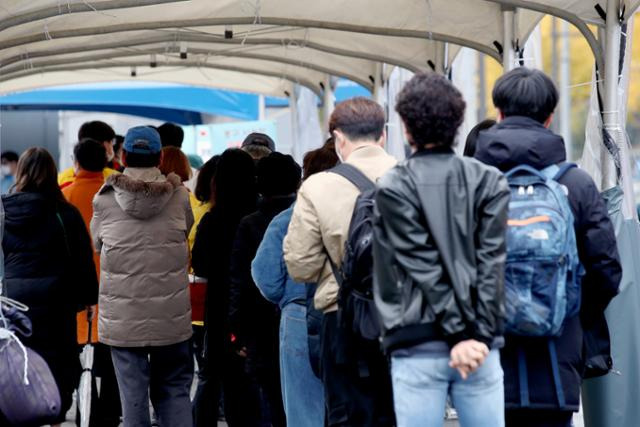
[552,163,577,182]
[329,163,376,193]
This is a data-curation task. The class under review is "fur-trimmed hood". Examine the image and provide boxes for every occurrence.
[100,168,183,219]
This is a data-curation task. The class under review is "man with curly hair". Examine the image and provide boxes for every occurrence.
[373,72,510,427]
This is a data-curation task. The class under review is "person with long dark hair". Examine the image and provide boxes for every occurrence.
[191,148,260,427]
[2,147,99,426]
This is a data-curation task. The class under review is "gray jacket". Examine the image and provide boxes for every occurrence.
[91,168,194,347]
[373,146,509,352]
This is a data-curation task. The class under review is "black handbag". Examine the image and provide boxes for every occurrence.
[0,297,62,426]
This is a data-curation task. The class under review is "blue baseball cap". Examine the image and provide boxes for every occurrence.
[124,126,162,154]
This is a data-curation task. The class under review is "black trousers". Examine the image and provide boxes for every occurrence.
[320,312,395,427]
[506,409,573,427]
[87,343,122,427]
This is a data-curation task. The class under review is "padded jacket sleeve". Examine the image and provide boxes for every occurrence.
[64,205,99,308]
[283,186,326,283]
[228,218,253,344]
[191,212,214,279]
[564,169,622,323]
[472,173,509,346]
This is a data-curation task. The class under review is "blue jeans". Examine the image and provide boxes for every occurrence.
[280,303,325,427]
[111,340,194,427]
[392,349,504,427]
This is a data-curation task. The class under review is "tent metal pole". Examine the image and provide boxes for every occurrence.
[559,20,572,160]
[322,75,335,132]
[602,0,622,190]
[502,8,516,71]
[258,95,266,121]
[486,0,604,72]
[289,86,300,161]
[372,62,384,101]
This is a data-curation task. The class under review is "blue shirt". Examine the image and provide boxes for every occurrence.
[0,175,14,195]
[251,206,306,309]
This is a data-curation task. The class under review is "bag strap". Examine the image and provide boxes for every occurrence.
[552,163,577,182]
[329,163,376,193]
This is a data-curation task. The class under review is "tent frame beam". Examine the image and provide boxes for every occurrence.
[0,0,188,32]
[485,0,604,72]
[0,46,374,91]
[0,32,422,74]
[0,17,503,63]
[0,61,322,97]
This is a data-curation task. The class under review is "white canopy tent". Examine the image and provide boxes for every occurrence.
[0,1,639,427]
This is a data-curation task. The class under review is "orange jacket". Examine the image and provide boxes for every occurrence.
[62,170,104,344]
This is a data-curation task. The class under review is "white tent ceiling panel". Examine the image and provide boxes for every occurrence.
[0,41,379,90]
[0,66,295,98]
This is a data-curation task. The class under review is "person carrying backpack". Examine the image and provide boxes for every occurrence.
[284,97,396,426]
[373,73,509,427]
[474,67,622,427]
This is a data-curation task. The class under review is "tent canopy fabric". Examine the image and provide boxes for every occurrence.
[0,1,637,96]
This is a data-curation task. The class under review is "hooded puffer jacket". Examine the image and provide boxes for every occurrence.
[475,116,622,411]
[91,168,194,347]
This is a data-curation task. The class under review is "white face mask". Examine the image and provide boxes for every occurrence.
[1,165,12,177]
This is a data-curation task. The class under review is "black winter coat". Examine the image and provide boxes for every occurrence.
[475,116,622,411]
[228,196,295,373]
[2,193,98,406]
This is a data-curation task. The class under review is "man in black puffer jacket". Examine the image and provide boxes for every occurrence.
[474,67,622,427]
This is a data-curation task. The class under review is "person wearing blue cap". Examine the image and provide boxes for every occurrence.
[90,126,195,427]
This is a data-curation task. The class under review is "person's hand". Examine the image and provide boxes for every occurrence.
[236,347,248,358]
[449,339,489,379]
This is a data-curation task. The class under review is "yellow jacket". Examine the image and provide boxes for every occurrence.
[58,166,118,187]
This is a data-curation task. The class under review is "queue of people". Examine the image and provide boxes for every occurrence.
[0,67,622,427]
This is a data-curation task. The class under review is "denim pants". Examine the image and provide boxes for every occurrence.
[110,340,194,427]
[279,303,325,427]
[391,349,504,427]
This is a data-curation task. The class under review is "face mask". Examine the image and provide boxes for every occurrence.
[1,165,12,177]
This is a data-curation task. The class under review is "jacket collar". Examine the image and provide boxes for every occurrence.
[411,145,454,158]
[474,115,566,172]
[123,167,165,183]
[75,170,104,180]
[346,144,387,162]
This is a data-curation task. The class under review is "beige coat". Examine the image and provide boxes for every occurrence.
[91,168,194,347]
[284,145,396,313]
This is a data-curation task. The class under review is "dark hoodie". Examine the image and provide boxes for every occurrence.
[475,116,622,411]
[2,192,98,419]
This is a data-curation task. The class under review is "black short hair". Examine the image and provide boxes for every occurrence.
[78,121,116,143]
[256,152,302,197]
[114,134,124,152]
[463,119,497,157]
[396,72,466,148]
[158,123,184,148]
[123,150,162,168]
[492,67,558,124]
[74,139,107,172]
[329,97,385,142]
[195,155,220,202]
[1,151,19,163]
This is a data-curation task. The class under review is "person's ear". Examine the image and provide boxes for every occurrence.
[158,150,164,167]
[496,109,506,122]
[333,130,346,149]
[121,151,128,167]
[543,113,554,129]
[377,128,387,148]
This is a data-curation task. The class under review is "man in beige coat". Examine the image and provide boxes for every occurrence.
[91,126,194,427]
[284,97,397,426]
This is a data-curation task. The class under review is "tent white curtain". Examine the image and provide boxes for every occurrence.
[452,47,479,155]
[381,66,412,161]
[292,86,323,164]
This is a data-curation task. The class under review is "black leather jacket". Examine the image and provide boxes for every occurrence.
[373,146,509,352]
